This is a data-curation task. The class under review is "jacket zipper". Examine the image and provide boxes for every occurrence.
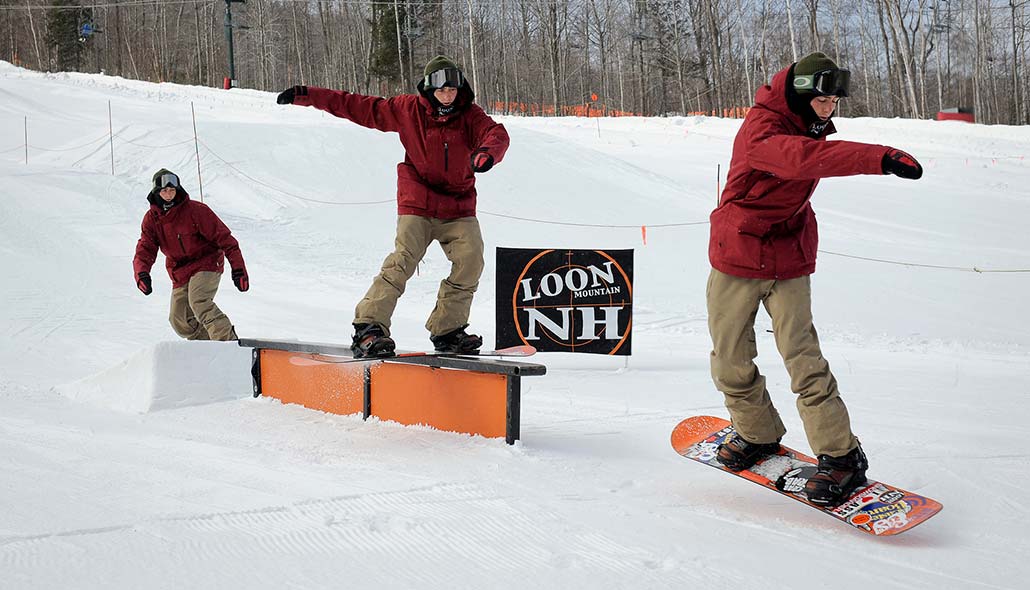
[444,142,449,171]
[177,234,186,255]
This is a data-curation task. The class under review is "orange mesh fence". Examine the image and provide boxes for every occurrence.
[491,102,751,119]
[686,107,752,118]
[491,101,640,117]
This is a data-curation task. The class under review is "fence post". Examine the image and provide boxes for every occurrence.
[716,164,721,206]
[191,102,204,202]
[108,101,115,175]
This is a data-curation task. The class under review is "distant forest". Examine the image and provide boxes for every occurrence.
[1,0,1027,123]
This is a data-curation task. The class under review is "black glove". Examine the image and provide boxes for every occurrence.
[136,271,152,295]
[276,85,307,105]
[471,150,494,173]
[232,268,249,292]
[882,148,923,180]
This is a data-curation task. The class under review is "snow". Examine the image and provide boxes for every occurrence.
[54,341,253,413]
[2,61,1029,589]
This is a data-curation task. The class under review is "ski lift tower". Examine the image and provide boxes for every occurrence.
[224,0,246,89]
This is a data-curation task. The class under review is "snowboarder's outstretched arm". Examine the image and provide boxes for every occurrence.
[747,116,884,180]
[466,104,510,173]
[277,85,409,133]
[745,114,921,181]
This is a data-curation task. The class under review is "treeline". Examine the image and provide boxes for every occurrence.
[1,0,1027,124]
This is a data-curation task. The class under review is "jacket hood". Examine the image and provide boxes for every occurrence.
[147,186,191,209]
[754,65,836,138]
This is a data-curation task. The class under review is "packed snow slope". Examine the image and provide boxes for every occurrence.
[2,61,1029,589]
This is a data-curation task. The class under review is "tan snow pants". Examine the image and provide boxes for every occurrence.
[169,271,237,341]
[706,268,858,457]
[354,215,484,337]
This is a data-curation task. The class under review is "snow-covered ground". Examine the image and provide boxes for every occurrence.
[2,61,1029,589]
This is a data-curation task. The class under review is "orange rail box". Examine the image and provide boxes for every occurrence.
[240,339,546,444]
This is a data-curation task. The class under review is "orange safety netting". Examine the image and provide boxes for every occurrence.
[491,102,751,119]
[685,107,752,118]
[491,102,639,117]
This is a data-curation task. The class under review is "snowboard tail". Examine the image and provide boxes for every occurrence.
[396,344,536,359]
[671,416,942,536]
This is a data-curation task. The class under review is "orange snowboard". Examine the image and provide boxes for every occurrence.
[671,416,943,536]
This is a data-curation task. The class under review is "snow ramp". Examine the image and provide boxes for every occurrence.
[54,341,252,413]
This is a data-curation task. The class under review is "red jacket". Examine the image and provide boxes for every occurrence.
[709,65,890,280]
[133,188,246,289]
[293,82,509,219]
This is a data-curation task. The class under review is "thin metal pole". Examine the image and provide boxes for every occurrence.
[24,117,27,165]
[191,102,204,202]
[108,101,115,175]
[716,163,721,205]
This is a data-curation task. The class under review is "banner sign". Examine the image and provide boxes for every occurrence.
[495,248,633,355]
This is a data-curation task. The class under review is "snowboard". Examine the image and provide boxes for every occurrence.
[289,345,537,366]
[671,416,942,536]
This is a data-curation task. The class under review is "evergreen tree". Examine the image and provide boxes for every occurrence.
[45,0,91,72]
[368,2,408,89]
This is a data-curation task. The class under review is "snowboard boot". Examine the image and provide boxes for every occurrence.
[430,326,483,354]
[716,432,782,472]
[351,323,396,359]
[805,445,869,507]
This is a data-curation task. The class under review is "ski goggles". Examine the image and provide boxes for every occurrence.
[156,172,180,189]
[793,68,851,97]
[424,68,464,90]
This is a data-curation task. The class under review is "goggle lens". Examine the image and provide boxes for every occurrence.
[425,68,464,90]
[158,173,180,189]
[795,68,851,97]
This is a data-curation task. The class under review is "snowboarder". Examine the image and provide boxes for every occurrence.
[706,52,924,506]
[276,56,509,358]
[133,169,249,341]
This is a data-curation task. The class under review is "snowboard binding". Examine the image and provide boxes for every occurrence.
[803,445,869,507]
[351,323,396,359]
[430,326,483,354]
[715,433,782,472]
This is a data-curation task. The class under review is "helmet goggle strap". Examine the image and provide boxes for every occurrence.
[425,68,464,90]
[157,173,180,189]
[794,68,851,97]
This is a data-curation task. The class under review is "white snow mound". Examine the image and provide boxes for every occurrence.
[54,341,253,413]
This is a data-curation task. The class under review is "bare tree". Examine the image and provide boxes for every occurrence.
[785,0,799,61]
[803,0,820,48]
[0,0,1023,123]
[1010,0,1025,123]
